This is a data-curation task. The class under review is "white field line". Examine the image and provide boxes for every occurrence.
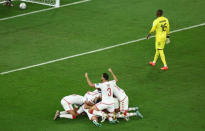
[0,0,91,21]
[1,22,205,75]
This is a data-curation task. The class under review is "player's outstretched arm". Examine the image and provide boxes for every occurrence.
[108,68,118,82]
[85,73,95,87]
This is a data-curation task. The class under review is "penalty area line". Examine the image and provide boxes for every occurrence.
[1,22,205,75]
[0,0,91,21]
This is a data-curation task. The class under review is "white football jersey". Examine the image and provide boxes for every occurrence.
[84,90,101,104]
[113,84,127,101]
[95,80,115,104]
[63,94,84,105]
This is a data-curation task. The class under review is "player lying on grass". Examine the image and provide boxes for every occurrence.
[85,72,118,123]
[83,89,101,107]
[54,94,84,120]
[147,9,170,70]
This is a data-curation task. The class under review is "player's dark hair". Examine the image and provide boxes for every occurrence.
[96,97,101,103]
[102,73,109,80]
[157,9,163,16]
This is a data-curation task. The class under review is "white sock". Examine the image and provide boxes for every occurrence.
[93,110,103,116]
[128,107,137,111]
[108,117,113,121]
[93,120,97,123]
[127,112,137,117]
[60,114,73,119]
[117,114,125,118]
[77,106,84,115]
[60,111,67,115]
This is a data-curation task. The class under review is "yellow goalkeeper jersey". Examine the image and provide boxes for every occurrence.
[149,16,170,42]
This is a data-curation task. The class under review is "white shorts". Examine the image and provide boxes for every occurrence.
[120,96,129,112]
[95,102,115,113]
[61,99,73,111]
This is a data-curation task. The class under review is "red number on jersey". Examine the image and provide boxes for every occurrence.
[107,88,111,96]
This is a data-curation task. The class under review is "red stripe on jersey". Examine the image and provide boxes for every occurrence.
[63,99,71,104]
[87,91,98,96]
[120,96,127,102]
[63,99,72,111]
[72,115,76,119]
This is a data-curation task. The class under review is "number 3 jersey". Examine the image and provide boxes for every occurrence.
[94,80,116,104]
[149,16,170,42]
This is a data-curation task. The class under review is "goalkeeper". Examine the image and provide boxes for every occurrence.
[147,9,170,70]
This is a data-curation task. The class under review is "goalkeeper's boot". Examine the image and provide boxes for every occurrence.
[136,110,143,119]
[160,66,168,71]
[149,62,156,66]
[92,120,102,127]
[54,110,60,120]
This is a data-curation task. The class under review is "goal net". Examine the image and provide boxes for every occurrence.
[0,0,60,7]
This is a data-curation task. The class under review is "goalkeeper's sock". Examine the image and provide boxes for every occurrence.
[159,50,167,67]
[153,49,159,63]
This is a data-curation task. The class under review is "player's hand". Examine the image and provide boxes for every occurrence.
[146,34,151,39]
[108,68,112,73]
[166,38,170,44]
[85,72,88,78]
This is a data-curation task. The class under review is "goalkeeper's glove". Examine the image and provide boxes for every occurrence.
[166,35,170,44]
[146,33,151,39]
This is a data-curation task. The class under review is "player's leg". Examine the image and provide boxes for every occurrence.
[54,99,76,120]
[59,110,76,119]
[89,103,115,123]
[157,41,168,70]
[149,49,159,66]
[117,111,143,119]
[89,103,103,116]
[118,97,129,121]
[128,107,139,111]
[76,105,84,116]
[83,105,101,127]
[127,106,143,119]
[159,49,168,70]
[107,105,119,124]
[91,116,102,127]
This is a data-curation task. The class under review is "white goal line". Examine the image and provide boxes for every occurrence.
[1,22,205,75]
[0,0,91,21]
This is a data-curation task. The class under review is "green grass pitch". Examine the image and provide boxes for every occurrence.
[0,0,205,130]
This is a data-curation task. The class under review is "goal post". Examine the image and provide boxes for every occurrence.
[0,0,60,7]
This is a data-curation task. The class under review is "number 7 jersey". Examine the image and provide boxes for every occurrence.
[95,80,115,104]
[149,16,170,42]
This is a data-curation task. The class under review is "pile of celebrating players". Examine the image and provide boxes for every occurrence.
[54,68,143,127]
